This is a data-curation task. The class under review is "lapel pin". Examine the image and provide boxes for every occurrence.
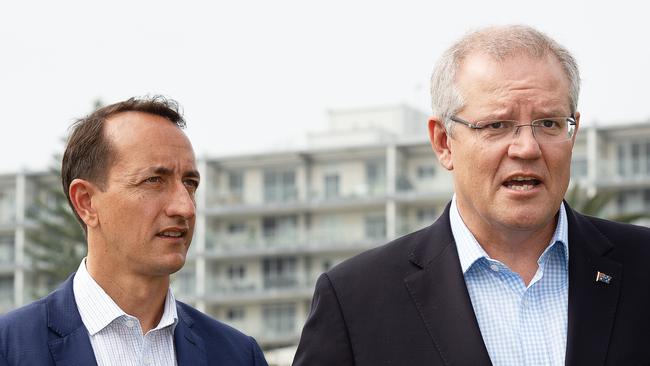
[596,271,612,284]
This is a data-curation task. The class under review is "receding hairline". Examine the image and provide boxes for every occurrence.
[100,110,193,176]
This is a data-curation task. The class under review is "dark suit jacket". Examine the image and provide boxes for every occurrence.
[0,274,268,366]
[293,203,650,365]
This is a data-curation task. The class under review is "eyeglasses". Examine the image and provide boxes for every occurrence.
[449,115,577,144]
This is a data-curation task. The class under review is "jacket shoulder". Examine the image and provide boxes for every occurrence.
[326,226,430,285]
[0,297,50,363]
[177,301,252,341]
[579,213,650,254]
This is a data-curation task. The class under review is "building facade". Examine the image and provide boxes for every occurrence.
[1,107,650,350]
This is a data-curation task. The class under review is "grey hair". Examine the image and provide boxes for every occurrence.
[430,25,581,135]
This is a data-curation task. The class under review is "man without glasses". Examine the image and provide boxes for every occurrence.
[293,25,650,365]
[0,97,268,366]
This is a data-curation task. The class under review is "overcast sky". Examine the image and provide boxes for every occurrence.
[2,0,649,174]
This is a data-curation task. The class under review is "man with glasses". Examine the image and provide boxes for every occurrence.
[294,25,650,365]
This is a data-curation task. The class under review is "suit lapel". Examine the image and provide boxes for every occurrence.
[46,274,98,366]
[174,304,208,366]
[564,207,622,366]
[403,205,492,366]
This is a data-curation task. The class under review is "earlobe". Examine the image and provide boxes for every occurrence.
[428,117,454,170]
[69,179,99,228]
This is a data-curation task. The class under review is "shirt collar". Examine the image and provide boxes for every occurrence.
[450,195,569,274]
[72,258,178,335]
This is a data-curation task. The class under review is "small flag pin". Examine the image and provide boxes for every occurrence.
[596,271,612,284]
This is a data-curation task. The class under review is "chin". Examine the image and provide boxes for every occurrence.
[159,254,187,275]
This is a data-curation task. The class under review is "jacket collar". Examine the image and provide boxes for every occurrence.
[404,202,492,365]
[404,202,623,366]
[46,274,98,365]
[564,204,622,366]
[46,274,210,366]
[174,303,208,366]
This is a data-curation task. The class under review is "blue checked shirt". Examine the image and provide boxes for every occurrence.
[450,197,569,366]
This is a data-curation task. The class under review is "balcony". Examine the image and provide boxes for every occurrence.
[204,183,389,215]
[201,280,314,305]
[203,229,381,258]
[593,159,650,188]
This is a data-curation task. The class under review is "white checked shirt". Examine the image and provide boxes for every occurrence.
[73,259,179,366]
[450,197,569,366]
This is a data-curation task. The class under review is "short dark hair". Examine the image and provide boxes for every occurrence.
[61,95,186,233]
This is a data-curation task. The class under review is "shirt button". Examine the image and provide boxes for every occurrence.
[125,319,135,328]
[489,264,499,272]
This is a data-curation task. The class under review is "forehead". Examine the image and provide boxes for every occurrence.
[456,52,571,115]
[104,111,196,172]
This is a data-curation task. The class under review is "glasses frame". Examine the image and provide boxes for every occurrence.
[449,115,577,143]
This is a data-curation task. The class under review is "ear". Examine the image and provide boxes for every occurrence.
[69,178,100,228]
[428,117,454,170]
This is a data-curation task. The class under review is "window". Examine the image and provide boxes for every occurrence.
[0,235,13,264]
[263,257,297,288]
[172,267,194,296]
[617,144,627,176]
[322,260,332,271]
[416,164,436,179]
[365,160,385,193]
[0,277,13,303]
[264,170,296,203]
[365,215,386,240]
[417,207,437,223]
[646,142,650,175]
[263,303,296,335]
[632,143,641,174]
[262,215,298,243]
[0,188,16,224]
[227,264,246,279]
[228,171,244,195]
[571,157,588,178]
[228,222,246,234]
[226,306,246,321]
[324,174,340,198]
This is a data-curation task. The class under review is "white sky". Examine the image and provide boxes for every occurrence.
[2,0,649,174]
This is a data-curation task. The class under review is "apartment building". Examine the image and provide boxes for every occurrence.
[1,106,650,350]
[0,171,57,314]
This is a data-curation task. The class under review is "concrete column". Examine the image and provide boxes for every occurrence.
[194,158,207,311]
[385,145,397,239]
[14,172,26,306]
[586,125,599,196]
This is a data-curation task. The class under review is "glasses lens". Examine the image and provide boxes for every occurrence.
[475,120,517,140]
[532,118,574,143]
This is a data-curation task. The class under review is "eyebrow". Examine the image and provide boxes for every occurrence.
[152,166,201,180]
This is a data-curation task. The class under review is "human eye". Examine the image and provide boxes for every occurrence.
[537,119,562,129]
[482,120,513,130]
[183,179,200,193]
[143,176,163,184]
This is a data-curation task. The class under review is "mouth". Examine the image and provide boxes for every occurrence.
[502,175,542,191]
[156,228,188,239]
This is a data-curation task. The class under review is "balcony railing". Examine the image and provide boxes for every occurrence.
[204,228,379,255]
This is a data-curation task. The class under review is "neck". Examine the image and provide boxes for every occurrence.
[456,203,558,286]
[85,250,170,333]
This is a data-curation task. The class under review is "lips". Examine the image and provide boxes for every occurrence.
[156,227,187,238]
[502,175,542,191]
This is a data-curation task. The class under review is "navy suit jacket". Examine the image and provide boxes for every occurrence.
[0,274,268,366]
[293,203,650,365]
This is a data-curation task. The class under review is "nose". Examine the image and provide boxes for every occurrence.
[508,125,542,160]
[165,181,196,220]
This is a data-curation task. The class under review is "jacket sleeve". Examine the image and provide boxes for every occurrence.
[250,337,268,366]
[292,273,355,366]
